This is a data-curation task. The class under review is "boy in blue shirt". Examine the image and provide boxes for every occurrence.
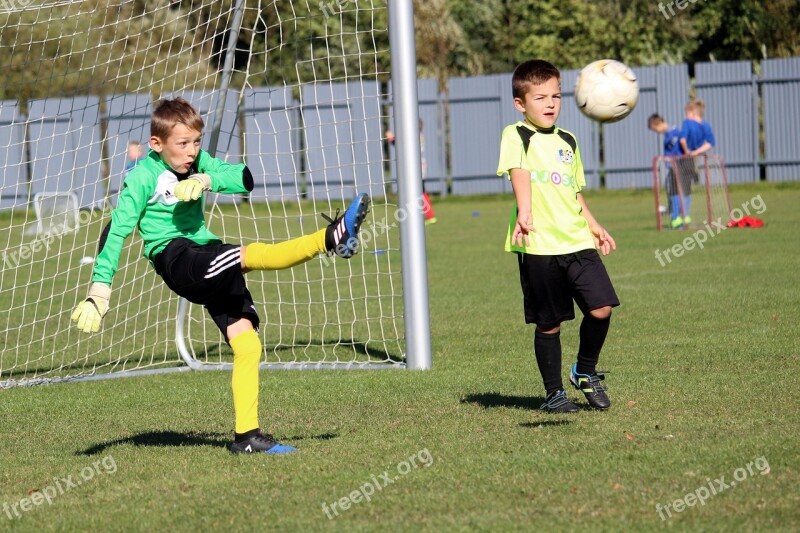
[677,99,716,227]
[648,113,684,227]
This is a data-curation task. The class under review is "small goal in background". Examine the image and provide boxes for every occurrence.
[26,192,80,237]
[652,154,733,231]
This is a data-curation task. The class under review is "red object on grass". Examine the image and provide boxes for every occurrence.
[726,216,764,228]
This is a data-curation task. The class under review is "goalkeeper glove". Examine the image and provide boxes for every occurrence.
[71,282,111,333]
[174,173,211,201]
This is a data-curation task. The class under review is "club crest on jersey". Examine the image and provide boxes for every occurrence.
[557,148,574,164]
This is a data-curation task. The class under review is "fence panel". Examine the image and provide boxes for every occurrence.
[695,61,758,184]
[448,74,511,196]
[27,97,105,209]
[301,81,385,201]
[104,94,152,206]
[387,78,447,195]
[602,66,660,189]
[655,63,690,130]
[242,87,302,200]
[762,57,800,181]
[0,101,28,209]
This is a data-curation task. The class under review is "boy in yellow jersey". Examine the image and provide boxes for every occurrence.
[497,60,619,413]
[71,98,370,452]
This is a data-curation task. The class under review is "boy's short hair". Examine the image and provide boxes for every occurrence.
[151,97,204,139]
[512,60,561,99]
[648,113,665,128]
[685,98,705,117]
[691,98,705,117]
[127,139,141,147]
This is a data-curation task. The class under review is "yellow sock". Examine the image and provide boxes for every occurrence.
[230,329,262,434]
[243,229,326,270]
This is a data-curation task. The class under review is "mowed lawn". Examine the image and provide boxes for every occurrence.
[1,182,798,531]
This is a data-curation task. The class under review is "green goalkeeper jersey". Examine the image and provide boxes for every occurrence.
[496,121,594,255]
[92,150,251,285]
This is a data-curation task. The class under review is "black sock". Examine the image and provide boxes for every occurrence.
[577,314,611,375]
[234,427,261,443]
[534,329,563,396]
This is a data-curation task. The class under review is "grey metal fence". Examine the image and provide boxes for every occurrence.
[1,58,798,211]
[695,61,758,184]
[435,57,800,194]
[762,57,800,181]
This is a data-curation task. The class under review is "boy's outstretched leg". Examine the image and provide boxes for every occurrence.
[241,193,370,271]
[228,326,297,454]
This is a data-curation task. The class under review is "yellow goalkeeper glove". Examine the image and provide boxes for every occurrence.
[71,282,111,333]
[174,173,211,201]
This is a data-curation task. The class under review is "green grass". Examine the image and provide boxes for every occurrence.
[1,182,799,531]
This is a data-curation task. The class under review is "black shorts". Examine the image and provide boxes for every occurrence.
[153,238,260,337]
[516,249,619,327]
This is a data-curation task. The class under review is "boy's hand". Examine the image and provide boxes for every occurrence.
[512,211,535,247]
[590,224,616,256]
[174,173,211,201]
[71,282,111,333]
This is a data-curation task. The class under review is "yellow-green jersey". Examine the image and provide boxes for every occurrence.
[497,121,594,255]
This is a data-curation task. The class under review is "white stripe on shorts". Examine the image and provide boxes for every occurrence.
[204,247,241,279]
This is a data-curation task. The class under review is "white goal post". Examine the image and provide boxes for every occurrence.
[0,0,430,388]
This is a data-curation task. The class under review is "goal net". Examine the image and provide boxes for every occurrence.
[652,154,732,231]
[0,0,405,388]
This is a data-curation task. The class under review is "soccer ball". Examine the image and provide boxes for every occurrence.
[574,60,639,123]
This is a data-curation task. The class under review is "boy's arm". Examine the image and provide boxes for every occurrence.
[72,172,152,332]
[577,192,616,256]
[690,123,715,156]
[510,168,534,247]
[690,141,712,156]
[173,151,255,201]
[679,120,690,154]
[197,151,254,195]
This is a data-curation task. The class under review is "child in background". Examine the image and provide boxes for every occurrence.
[648,114,684,228]
[676,99,716,227]
[125,140,145,176]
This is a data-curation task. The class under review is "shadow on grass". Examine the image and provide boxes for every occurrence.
[77,430,337,456]
[519,420,573,428]
[461,392,546,411]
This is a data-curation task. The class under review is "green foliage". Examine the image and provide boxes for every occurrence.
[440,0,799,76]
[0,0,796,101]
[0,0,220,101]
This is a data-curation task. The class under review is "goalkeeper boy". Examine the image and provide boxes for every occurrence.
[497,60,619,413]
[71,97,370,453]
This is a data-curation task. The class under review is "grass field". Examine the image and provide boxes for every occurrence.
[1,182,798,531]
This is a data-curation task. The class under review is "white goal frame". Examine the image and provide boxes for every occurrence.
[0,0,431,389]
